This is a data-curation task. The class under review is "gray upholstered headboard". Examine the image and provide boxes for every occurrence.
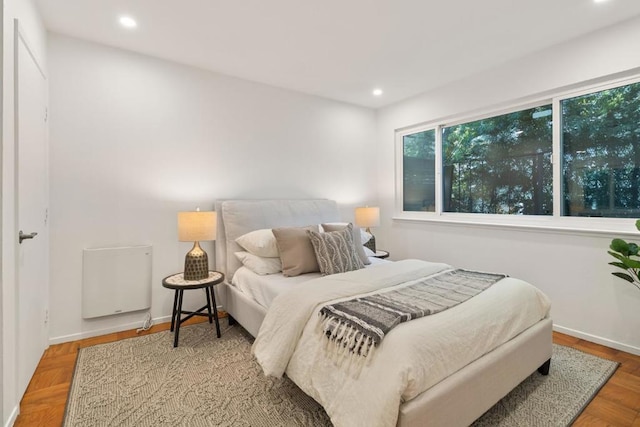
[215,199,340,280]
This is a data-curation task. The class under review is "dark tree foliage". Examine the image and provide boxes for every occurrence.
[562,82,640,218]
[442,105,553,215]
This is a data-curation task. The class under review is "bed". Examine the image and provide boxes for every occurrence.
[215,199,552,427]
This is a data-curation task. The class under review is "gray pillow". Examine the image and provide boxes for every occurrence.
[272,226,320,277]
[321,223,371,265]
[307,224,365,275]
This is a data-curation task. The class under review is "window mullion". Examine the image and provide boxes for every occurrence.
[552,97,562,218]
[435,125,443,215]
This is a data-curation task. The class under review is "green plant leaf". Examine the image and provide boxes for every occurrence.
[612,272,635,283]
[608,221,640,285]
[608,251,626,262]
[610,239,630,255]
[623,258,640,269]
[608,261,628,270]
[606,252,640,269]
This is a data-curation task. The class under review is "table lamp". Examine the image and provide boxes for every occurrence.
[178,210,217,280]
[355,206,380,252]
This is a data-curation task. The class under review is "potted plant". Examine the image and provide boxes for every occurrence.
[608,219,640,291]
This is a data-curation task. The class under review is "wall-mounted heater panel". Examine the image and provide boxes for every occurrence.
[82,245,152,319]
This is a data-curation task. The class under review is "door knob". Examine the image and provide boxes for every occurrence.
[19,230,38,244]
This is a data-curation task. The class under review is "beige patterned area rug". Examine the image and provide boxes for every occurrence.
[63,323,618,427]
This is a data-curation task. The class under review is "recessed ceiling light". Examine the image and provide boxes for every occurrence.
[593,0,608,3]
[119,16,137,29]
[373,88,383,96]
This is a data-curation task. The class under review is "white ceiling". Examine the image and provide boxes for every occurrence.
[37,0,640,108]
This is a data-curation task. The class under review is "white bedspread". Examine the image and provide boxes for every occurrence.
[252,259,551,427]
[232,257,390,308]
[232,267,323,308]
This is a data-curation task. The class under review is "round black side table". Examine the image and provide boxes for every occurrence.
[373,250,389,259]
[162,271,224,347]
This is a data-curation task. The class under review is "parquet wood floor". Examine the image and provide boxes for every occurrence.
[13,319,640,426]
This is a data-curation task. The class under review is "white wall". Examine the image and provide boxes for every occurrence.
[376,17,640,354]
[47,33,377,343]
[1,0,47,424]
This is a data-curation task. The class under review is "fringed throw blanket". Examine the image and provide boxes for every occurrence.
[318,269,506,362]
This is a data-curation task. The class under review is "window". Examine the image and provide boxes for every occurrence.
[403,129,436,212]
[562,81,640,218]
[442,105,553,215]
[396,76,640,225]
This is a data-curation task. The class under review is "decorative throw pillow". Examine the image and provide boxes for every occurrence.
[321,223,371,265]
[272,226,320,277]
[234,251,282,275]
[308,224,365,275]
[235,228,279,258]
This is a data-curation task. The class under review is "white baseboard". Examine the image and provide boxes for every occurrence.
[553,324,640,356]
[4,405,18,427]
[48,314,172,345]
[48,303,226,345]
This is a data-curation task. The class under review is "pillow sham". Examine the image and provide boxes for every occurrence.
[272,226,320,277]
[308,224,365,275]
[321,223,371,265]
[363,246,376,257]
[235,228,279,258]
[322,222,372,244]
[234,251,282,275]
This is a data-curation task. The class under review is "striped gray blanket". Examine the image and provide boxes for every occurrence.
[318,269,506,361]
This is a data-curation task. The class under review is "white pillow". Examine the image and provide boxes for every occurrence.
[235,228,279,258]
[234,251,282,275]
[363,246,376,257]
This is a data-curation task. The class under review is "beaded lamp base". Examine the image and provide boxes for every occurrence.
[183,242,209,281]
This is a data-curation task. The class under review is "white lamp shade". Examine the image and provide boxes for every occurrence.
[178,211,217,242]
[355,207,380,228]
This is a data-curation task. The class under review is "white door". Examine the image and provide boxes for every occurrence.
[15,22,49,399]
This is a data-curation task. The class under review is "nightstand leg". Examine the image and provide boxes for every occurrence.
[174,289,184,348]
[170,290,179,332]
[205,287,214,324]
[210,286,221,338]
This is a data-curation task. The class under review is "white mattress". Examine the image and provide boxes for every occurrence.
[231,257,390,308]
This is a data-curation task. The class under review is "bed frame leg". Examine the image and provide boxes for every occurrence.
[537,358,551,375]
[228,315,237,326]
